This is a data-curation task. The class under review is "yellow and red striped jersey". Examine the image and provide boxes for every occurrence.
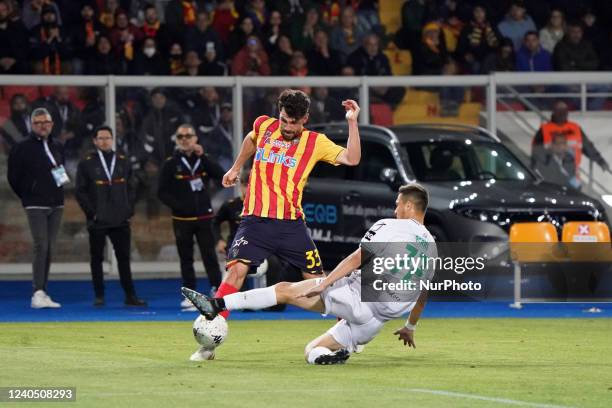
[242,115,345,220]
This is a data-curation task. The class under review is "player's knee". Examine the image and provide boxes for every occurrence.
[273,281,291,303]
[304,339,317,359]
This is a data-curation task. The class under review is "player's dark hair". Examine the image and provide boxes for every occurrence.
[93,125,113,138]
[278,89,310,119]
[399,183,428,213]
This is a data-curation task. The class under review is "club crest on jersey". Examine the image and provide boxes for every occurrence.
[255,147,297,168]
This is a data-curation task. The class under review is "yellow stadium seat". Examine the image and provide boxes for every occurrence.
[458,102,482,125]
[383,47,412,76]
[403,89,440,105]
[379,0,401,34]
[561,221,612,262]
[459,102,482,117]
[509,222,559,263]
[561,221,610,243]
[393,103,438,124]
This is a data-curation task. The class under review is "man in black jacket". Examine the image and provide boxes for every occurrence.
[7,107,66,309]
[158,123,225,310]
[75,125,146,307]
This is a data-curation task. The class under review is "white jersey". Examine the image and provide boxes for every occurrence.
[360,218,437,321]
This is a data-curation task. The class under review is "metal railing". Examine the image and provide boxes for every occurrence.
[0,72,610,275]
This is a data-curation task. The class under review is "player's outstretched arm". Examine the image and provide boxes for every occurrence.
[299,247,362,298]
[222,132,257,187]
[394,289,428,349]
[335,100,361,166]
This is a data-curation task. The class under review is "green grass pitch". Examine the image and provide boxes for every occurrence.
[1,319,611,407]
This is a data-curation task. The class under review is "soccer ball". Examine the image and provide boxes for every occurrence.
[192,315,228,349]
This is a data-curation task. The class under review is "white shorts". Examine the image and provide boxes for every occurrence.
[326,317,384,353]
[320,273,385,353]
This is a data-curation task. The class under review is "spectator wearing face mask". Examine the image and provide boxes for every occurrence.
[129,37,169,75]
[141,4,174,56]
[200,42,228,76]
[168,42,185,75]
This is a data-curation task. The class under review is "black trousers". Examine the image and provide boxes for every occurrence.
[89,225,136,298]
[173,218,222,290]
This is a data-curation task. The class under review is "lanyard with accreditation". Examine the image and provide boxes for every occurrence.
[44,139,70,187]
[97,149,117,184]
[181,156,204,191]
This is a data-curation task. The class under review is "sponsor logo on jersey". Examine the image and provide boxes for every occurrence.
[264,136,293,149]
[255,147,298,168]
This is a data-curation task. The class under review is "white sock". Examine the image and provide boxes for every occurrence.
[307,346,332,364]
[223,286,277,310]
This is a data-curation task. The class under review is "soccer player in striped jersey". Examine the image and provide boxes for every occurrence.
[212,89,361,319]
[183,184,436,364]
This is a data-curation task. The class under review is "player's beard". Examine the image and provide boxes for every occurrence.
[281,128,301,141]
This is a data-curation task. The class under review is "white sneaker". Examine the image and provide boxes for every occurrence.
[355,344,365,354]
[31,290,61,309]
[189,346,215,361]
[180,298,197,311]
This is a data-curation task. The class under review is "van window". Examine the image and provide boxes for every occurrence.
[354,140,397,183]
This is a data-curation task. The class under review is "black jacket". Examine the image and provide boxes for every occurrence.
[7,134,65,208]
[158,151,224,219]
[75,150,135,229]
[213,196,243,243]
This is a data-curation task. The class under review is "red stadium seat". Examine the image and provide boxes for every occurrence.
[0,102,11,121]
[2,86,40,102]
[370,103,394,126]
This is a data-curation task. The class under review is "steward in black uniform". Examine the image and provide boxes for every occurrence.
[75,125,146,307]
[158,124,225,305]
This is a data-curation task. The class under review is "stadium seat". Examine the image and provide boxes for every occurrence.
[509,222,559,263]
[403,89,440,105]
[379,0,401,35]
[561,222,610,243]
[383,46,412,76]
[370,103,394,126]
[393,103,432,125]
[497,101,525,111]
[561,221,612,262]
[458,102,482,125]
[2,86,40,102]
[0,103,10,121]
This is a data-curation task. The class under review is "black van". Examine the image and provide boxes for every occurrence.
[302,123,608,265]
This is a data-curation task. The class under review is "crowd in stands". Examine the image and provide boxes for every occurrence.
[0,0,609,77]
[1,0,611,186]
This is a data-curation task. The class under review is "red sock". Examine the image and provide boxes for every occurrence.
[215,282,238,319]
